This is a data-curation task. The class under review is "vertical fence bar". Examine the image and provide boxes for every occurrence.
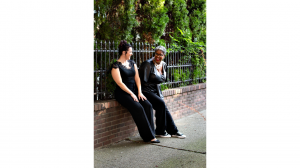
[167,43,170,86]
[140,42,142,62]
[146,43,148,60]
[142,42,145,62]
[135,42,137,66]
[171,46,174,88]
[104,40,107,99]
[113,40,115,63]
[132,42,134,62]
[100,41,103,100]
[179,51,181,86]
[149,43,150,61]
[95,40,98,100]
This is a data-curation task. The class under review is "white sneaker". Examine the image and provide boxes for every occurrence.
[156,132,171,138]
[171,132,186,139]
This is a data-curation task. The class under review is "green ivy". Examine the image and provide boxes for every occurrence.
[169,28,206,83]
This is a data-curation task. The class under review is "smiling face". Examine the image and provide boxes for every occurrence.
[154,50,165,64]
[125,47,133,60]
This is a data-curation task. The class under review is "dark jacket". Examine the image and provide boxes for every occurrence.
[138,58,167,98]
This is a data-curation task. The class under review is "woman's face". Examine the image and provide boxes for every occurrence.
[154,50,165,64]
[125,47,133,60]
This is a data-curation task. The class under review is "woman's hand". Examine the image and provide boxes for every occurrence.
[130,93,139,102]
[138,92,147,101]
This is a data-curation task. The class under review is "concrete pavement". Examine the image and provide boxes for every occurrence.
[94,110,206,168]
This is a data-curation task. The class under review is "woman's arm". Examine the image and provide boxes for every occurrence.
[111,68,138,102]
[134,64,147,101]
[138,61,151,83]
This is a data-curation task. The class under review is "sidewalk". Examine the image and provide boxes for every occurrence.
[94,110,206,168]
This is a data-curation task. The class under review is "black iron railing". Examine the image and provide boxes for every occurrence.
[94,40,205,101]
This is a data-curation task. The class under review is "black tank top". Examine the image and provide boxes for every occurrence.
[111,60,136,93]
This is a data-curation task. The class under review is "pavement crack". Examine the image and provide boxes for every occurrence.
[150,143,206,154]
[126,138,206,154]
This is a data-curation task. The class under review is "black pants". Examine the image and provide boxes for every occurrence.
[143,92,178,135]
[115,91,155,142]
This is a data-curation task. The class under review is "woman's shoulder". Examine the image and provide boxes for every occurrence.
[111,61,120,69]
[140,59,152,67]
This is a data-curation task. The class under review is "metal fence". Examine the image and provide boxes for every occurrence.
[94,40,205,101]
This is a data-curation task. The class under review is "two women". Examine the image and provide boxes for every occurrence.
[111,40,185,143]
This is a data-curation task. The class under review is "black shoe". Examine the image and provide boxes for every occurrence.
[171,132,186,139]
[150,139,160,143]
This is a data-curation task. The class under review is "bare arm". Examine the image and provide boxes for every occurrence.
[134,64,147,101]
[111,68,138,102]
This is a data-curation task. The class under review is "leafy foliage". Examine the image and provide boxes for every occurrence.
[94,0,138,42]
[135,0,169,43]
[188,0,206,43]
[165,0,190,43]
[169,28,206,83]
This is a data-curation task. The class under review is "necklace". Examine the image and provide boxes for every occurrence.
[153,58,162,70]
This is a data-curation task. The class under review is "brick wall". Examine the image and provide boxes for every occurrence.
[94,83,206,148]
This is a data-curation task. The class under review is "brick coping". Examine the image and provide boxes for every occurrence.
[94,83,206,111]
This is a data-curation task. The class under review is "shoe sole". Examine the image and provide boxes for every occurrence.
[156,135,171,138]
[171,135,186,139]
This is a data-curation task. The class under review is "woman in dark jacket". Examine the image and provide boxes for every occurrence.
[139,46,186,139]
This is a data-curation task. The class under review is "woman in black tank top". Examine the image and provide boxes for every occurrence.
[110,40,159,143]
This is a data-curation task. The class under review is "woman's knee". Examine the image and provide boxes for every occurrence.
[153,98,166,108]
[143,100,153,109]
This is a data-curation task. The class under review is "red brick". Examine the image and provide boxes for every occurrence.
[98,136,109,142]
[104,116,116,123]
[101,122,112,128]
[119,125,129,131]
[116,132,123,137]
[111,128,120,134]
[103,140,112,146]
[124,113,132,118]
[128,123,137,129]
[122,116,133,122]
[94,124,102,131]
[113,114,125,121]
[106,106,122,113]
[105,102,111,109]
[94,134,102,139]
[111,119,123,126]
[94,143,103,149]
[96,118,105,125]
[96,128,105,134]
[100,131,111,138]
[108,133,117,140]
[99,111,113,118]
[111,136,124,143]
[94,104,99,111]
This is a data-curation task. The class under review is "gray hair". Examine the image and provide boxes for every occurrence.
[155,46,166,56]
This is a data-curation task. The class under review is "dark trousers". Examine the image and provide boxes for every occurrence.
[115,91,155,142]
[143,92,178,135]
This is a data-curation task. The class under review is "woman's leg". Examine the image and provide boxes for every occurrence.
[143,92,178,135]
[115,92,155,142]
[138,99,155,133]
